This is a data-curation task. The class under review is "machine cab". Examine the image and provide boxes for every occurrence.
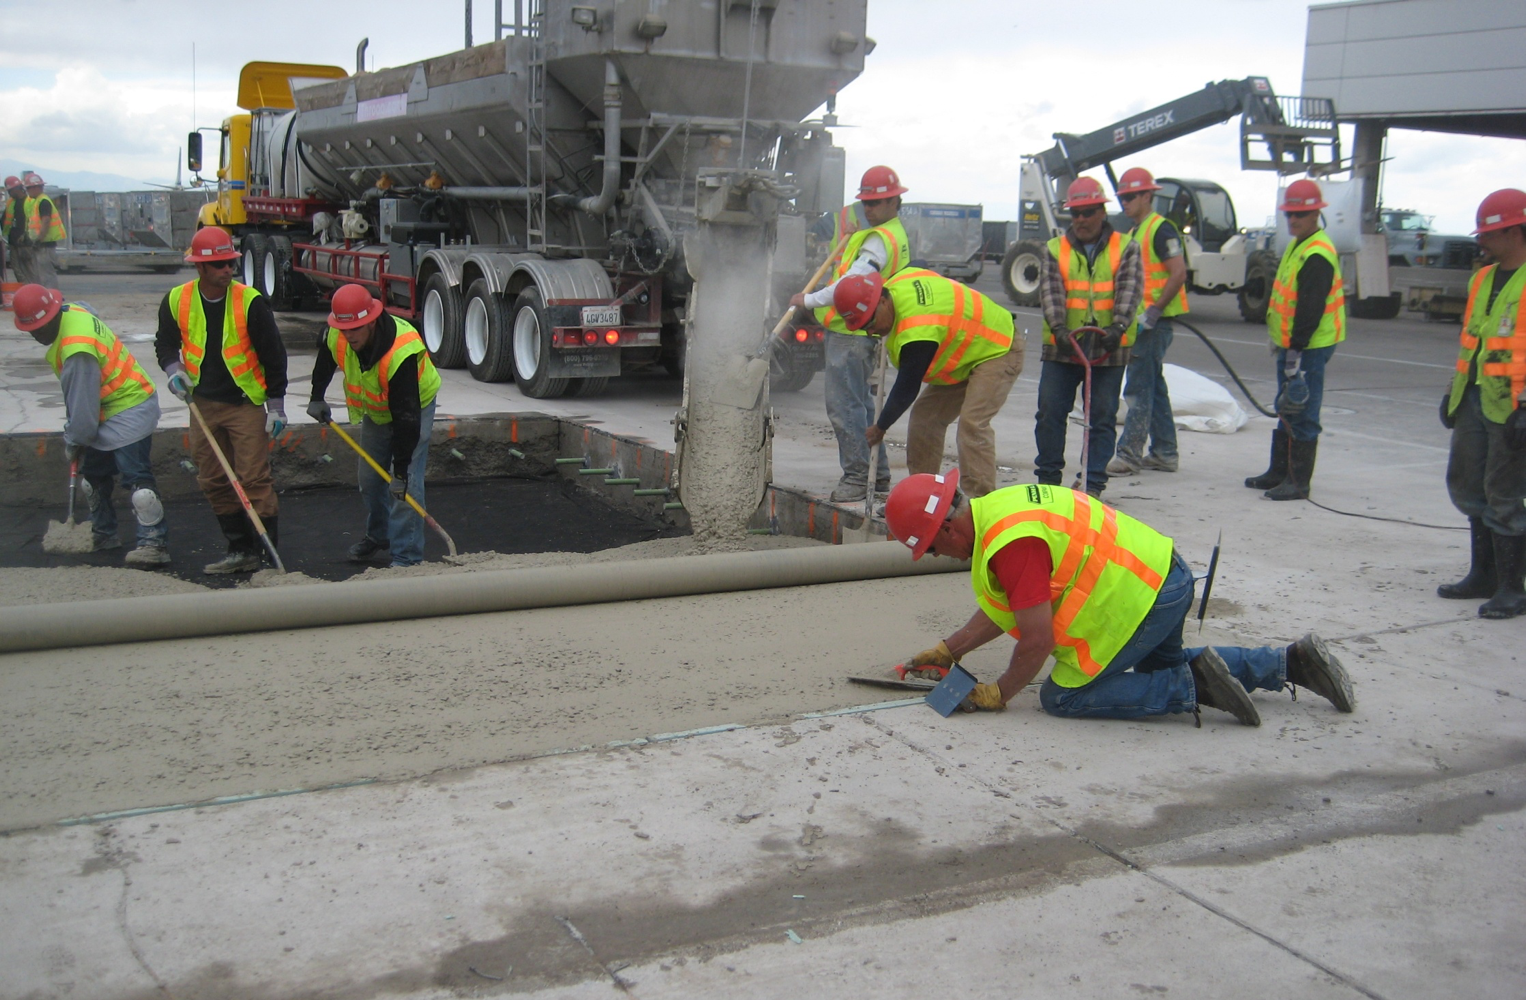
[1153,177,1244,293]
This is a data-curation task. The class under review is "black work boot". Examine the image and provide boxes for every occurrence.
[348,536,390,562]
[1286,633,1354,712]
[1438,517,1496,599]
[1189,647,1261,727]
[1244,428,1289,490]
[1265,438,1317,501]
[1479,532,1526,620]
[205,513,261,575]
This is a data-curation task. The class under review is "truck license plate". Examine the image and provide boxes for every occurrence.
[581,305,622,327]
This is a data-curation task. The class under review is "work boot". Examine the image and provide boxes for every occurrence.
[124,544,172,569]
[1106,453,1140,476]
[348,535,390,562]
[92,533,123,552]
[830,480,868,503]
[1245,428,1289,490]
[205,513,261,575]
[1189,647,1261,727]
[1479,532,1526,620]
[1264,438,1317,501]
[1139,452,1179,472]
[1285,633,1354,712]
[1438,517,1496,599]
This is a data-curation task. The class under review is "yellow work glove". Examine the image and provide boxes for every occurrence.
[964,682,1007,712]
[905,640,954,679]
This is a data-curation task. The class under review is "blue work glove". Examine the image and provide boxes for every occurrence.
[1139,305,1162,332]
[1440,394,1457,430]
[264,402,286,438]
[165,361,192,401]
[1506,406,1526,450]
[388,472,409,501]
[306,399,333,424]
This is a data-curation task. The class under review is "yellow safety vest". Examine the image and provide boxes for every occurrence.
[816,217,911,335]
[831,202,866,248]
[1267,230,1346,349]
[1131,212,1188,317]
[971,483,1174,688]
[1,197,17,236]
[326,317,441,424]
[168,280,270,406]
[883,268,1014,385]
[45,307,156,421]
[1042,231,1135,348]
[25,194,65,243]
[1447,264,1526,424]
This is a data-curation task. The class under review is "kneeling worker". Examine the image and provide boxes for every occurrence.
[14,284,171,566]
[836,269,1024,499]
[886,470,1354,724]
[308,283,440,568]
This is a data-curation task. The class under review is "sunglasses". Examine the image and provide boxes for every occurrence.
[1284,210,1318,219]
[1071,206,1105,219]
[1119,191,1151,203]
[200,259,237,270]
[862,197,896,208]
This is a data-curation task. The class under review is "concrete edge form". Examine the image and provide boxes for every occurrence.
[0,543,966,652]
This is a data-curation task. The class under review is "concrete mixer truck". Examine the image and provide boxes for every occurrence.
[188,0,869,398]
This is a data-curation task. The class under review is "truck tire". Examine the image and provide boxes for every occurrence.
[510,285,568,398]
[420,273,466,368]
[463,278,515,383]
[1000,240,1043,307]
[563,376,610,397]
[769,340,816,392]
[242,234,269,295]
[1237,249,1275,323]
[265,235,294,310]
[1349,292,1402,320]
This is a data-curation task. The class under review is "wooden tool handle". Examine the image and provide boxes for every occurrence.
[769,231,852,339]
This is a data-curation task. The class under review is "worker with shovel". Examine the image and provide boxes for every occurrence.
[14,284,171,566]
[308,283,441,568]
[156,226,288,574]
[884,470,1354,725]
[832,269,1022,499]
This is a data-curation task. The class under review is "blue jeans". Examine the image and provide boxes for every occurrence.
[1116,319,1178,464]
[1184,644,1288,694]
[81,436,167,548]
[1275,344,1336,442]
[825,331,889,486]
[358,403,435,567]
[1034,360,1125,493]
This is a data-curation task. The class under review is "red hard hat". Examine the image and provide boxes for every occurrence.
[328,282,384,330]
[857,165,908,201]
[1064,177,1109,209]
[12,284,63,332]
[1474,188,1526,234]
[1117,167,1161,195]
[21,171,43,188]
[833,271,885,331]
[3,176,21,190]
[885,469,961,560]
[185,226,240,263]
[1279,178,1327,212]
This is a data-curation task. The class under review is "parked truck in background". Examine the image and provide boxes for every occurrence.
[899,203,983,282]
[187,0,868,398]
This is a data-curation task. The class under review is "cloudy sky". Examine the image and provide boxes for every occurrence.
[0,0,1519,232]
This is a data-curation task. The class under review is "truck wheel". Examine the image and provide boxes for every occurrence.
[1000,240,1043,307]
[421,273,466,368]
[769,340,816,392]
[510,285,568,398]
[563,376,610,397]
[463,278,515,383]
[242,234,269,293]
[1349,292,1402,320]
[1237,249,1275,323]
[265,235,294,310]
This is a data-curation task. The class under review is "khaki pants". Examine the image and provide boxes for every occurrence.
[10,244,37,285]
[188,398,278,517]
[904,340,1026,498]
[33,243,59,289]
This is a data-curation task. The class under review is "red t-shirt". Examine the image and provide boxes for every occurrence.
[988,536,1052,611]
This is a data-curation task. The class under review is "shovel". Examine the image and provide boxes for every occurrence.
[41,455,95,554]
[324,418,459,560]
[709,232,850,410]
[842,337,889,544]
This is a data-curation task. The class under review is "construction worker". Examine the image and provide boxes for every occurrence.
[1244,178,1346,501]
[155,226,288,574]
[789,165,912,503]
[21,172,65,289]
[1437,188,1526,619]
[1035,177,1142,497]
[833,269,1023,498]
[13,284,171,566]
[2,176,26,282]
[1108,167,1188,476]
[307,283,441,568]
[885,470,1355,724]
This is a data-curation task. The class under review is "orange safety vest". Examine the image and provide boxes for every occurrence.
[1447,263,1526,423]
[25,194,66,243]
[1266,230,1346,349]
[327,317,441,424]
[883,268,1014,385]
[169,281,269,405]
[1042,231,1135,348]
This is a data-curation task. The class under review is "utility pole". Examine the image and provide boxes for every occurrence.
[465,0,474,48]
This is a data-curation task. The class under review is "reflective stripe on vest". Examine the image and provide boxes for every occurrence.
[25,194,65,243]
[1266,230,1346,349]
[44,308,156,420]
[1448,264,1526,422]
[883,268,1014,385]
[970,484,1174,687]
[169,280,269,406]
[816,216,912,334]
[327,317,441,424]
[1135,213,1188,317]
[1041,232,1124,346]
[831,203,863,248]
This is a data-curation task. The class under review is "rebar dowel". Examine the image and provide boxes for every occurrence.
[449,448,466,460]
[663,502,684,510]
[555,457,586,465]
[632,488,668,496]
[605,478,640,485]
[577,467,616,476]
[508,448,526,459]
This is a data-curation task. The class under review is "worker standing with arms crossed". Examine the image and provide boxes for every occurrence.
[1109,167,1188,476]
[1437,189,1526,619]
[1244,179,1346,501]
[884,470,1355,724]
[834,268,1023,498]
[156,226,288,574]
[14,284,172,565]
[1034,177,1142,497]
[308,283,441,568]
[789,165,912,503]
[20,172,65,289]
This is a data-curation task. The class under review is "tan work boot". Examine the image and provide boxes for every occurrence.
[1189,647,1260,727]
[124,544,171,569]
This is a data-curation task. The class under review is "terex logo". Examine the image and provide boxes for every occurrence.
[1123,109,1176,142]
[1113,127,1126,145]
